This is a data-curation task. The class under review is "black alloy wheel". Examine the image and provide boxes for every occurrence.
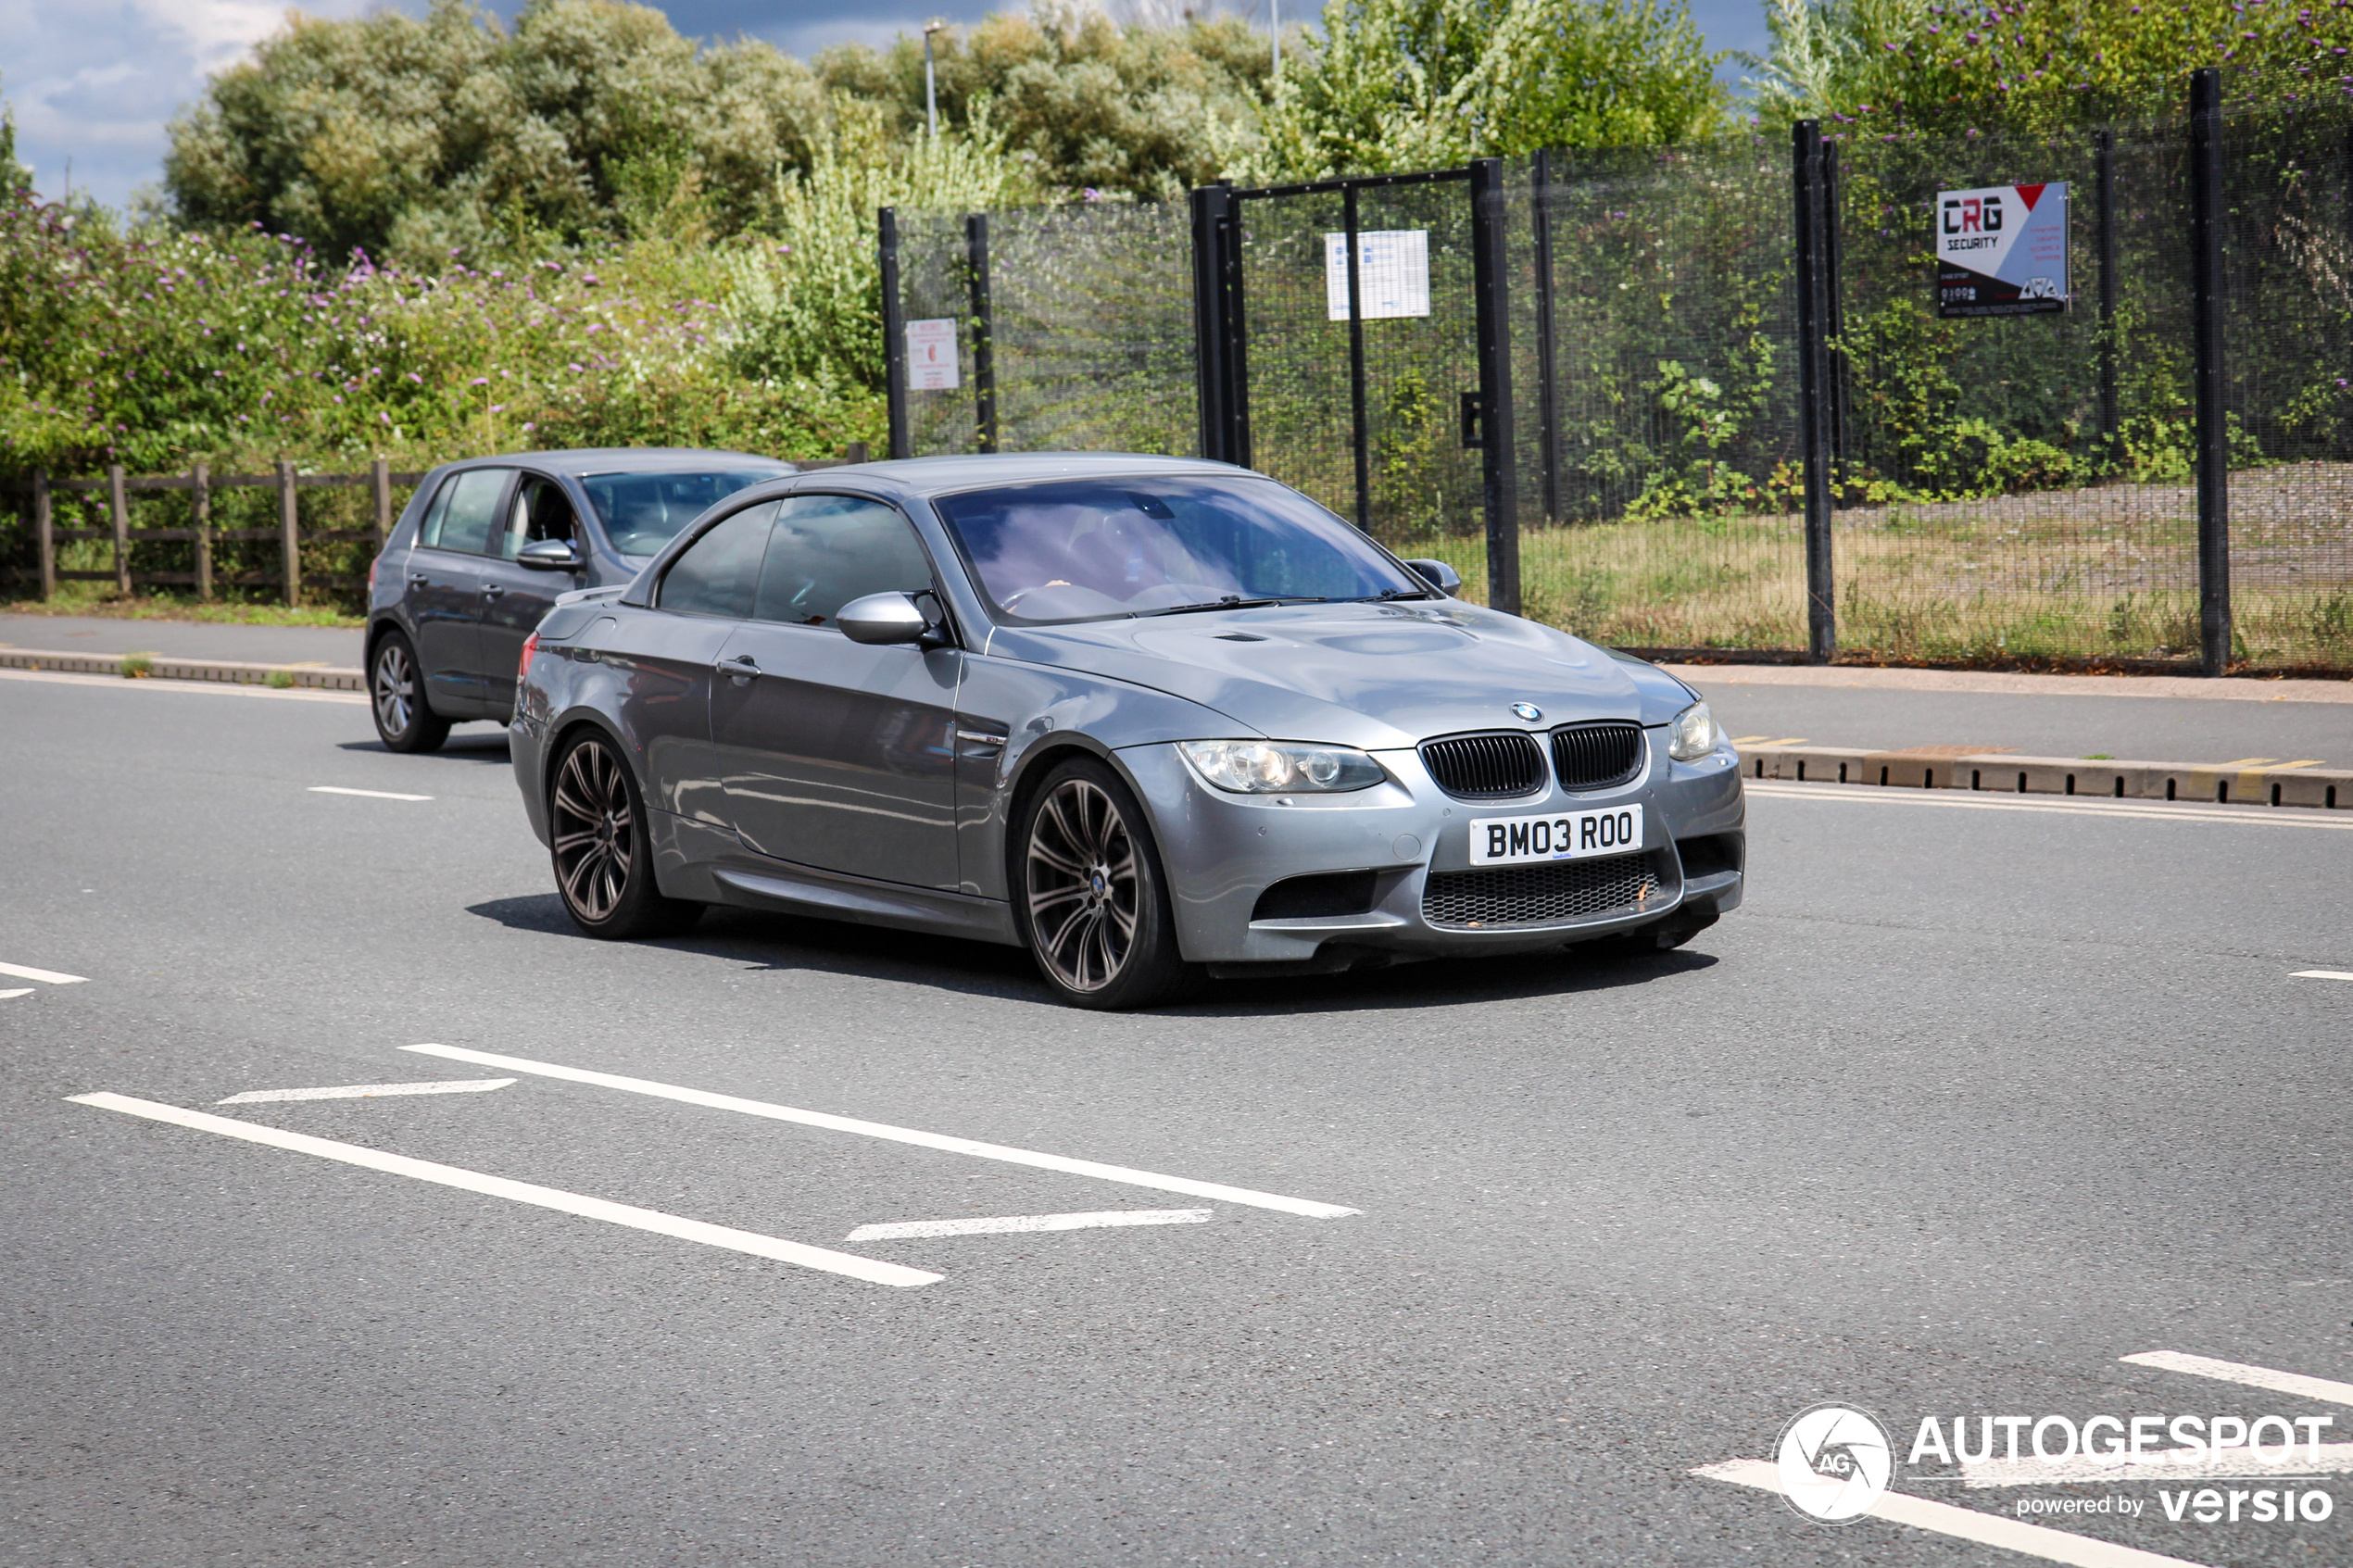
[548,733,701,939]
[370,632,449,754]
[1017,758,1195,1010]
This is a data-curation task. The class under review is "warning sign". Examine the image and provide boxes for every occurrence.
[1935,182,2070,318]
[906,318,960,390]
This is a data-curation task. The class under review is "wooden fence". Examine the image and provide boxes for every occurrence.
[25,459,423,606]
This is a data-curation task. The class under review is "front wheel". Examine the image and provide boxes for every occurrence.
[371,632,450,754]
[548,733,702,939]
[1015,758,1197,1010]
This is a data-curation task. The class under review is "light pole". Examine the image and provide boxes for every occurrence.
[923,20,946,139]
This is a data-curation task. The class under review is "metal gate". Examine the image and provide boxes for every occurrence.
[1190,163,1521,612]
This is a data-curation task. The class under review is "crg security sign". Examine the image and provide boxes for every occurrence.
[1936,182,2069,318]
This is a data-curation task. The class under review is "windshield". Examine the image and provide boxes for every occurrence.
[579,469,787,556]
[933,475,1427,623]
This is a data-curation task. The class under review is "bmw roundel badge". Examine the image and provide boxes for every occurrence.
[1511,702,1543,721]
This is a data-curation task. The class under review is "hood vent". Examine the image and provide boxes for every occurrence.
[1550,721,1645,792]
[1419,732,1546,798]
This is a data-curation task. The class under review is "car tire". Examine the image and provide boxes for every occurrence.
[1014,757,1198,1010]
[370,632,451,754]
[548,731,703,940]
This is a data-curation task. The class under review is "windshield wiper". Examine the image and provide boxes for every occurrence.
[1371,586,1437,600]
[1138,595,1324,617]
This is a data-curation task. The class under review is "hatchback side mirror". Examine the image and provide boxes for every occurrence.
[518,538,585,571]
[1405,558,1462,593]
[837,591,942,646]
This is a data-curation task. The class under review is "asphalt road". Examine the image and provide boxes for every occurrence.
[0,612,364,667]
[4,666,2351,1567]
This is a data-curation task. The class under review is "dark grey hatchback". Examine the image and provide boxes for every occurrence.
[363,448,793,751]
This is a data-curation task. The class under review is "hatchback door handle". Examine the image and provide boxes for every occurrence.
[409,572,431,584]
[719,654,761,679]
[481,583,505,598]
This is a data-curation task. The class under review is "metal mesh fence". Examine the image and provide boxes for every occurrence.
[1231,175,1487,579]
[888,91,2353,673]
[1501,141,1808,649]
[898,200,1199,459]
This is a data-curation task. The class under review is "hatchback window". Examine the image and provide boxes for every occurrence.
[752,495,934,628]
[658,502,777,619]
[581,470,786,557]
[419,469,511,555]
[933,476,1423,623]
[492,475,577,560]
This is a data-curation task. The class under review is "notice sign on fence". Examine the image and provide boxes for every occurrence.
[906,318,961,389]
[1936,182,2069,317]
[1323,230,1431,320]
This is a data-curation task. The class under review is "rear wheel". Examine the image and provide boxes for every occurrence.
[1015,758,1197,1010]
[371,632,449,754]
[549,733,702,939]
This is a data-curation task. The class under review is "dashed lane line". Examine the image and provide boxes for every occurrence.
[846,1209,1213,1241]
[1692,1459,2214,1568]
[0,962,88,985]
[66,1092,940,1288]
[0,988,31,1000]
[1748,781,2353,831]
[217,1078,515,1105]
[401,1043,1362,1221]
[308,785,434,802]
[2292,970,2353,982]
[2121,1350,2353,1409]
[1960,1442,2353,1487]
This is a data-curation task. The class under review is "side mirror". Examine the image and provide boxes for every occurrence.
[518,538,584,572]
[1404,558,1462,593]
[837,591,937,646]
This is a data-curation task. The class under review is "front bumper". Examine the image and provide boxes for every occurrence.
[1119,733,1744,968]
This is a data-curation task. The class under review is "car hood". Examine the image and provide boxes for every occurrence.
[985,599,1690,749]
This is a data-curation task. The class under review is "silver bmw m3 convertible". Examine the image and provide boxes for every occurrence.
[510,454,1745,1008]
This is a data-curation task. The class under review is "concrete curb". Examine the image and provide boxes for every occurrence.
[1737,745,2352,809]
[0,647,365,693]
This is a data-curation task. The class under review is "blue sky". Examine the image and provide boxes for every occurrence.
[4,0,1775,212]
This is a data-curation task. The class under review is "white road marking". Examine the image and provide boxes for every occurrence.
[1961,1442,2353,1486]
[401,1044,1362,1221]
[0,988,32,1000]
[1748,781,2353,831]
[846,1208,1213,1241]
[1692,1459,2215,1568]
[0,667,367,704]
[67,1092,940,1288]
[308,785,434,802]
[2291,970,2353,982]
[217,1077,515,1105]
[2121,1349,2353,1408]
[0,961,88,985]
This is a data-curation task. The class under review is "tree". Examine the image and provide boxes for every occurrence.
[1261,0,1728,178]
[1753,0,2353,135]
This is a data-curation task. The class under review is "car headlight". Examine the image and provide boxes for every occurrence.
[1177,740,1387,794]
[1667,700,1719,762]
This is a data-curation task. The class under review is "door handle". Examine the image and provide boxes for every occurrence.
[718,654,761,680]
[481,583,506,598]
[409,572,431,584]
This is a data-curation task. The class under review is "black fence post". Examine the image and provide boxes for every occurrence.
[1189,184,1246,464]
[1822,138,1848,474]
[2095,129,2120,448]
[1342,182,1373,533]
[1468,157,1522,618]
[965,213,998,454]
[1531,149,1562,522]
[2189,68,2231,676]
[1792,120,1837,664]
[879,207,911,461]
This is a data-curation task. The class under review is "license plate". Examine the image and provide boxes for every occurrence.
[1469,805,1644,866]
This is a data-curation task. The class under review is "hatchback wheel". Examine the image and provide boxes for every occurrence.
[370,632,450,754]
[1016,758,1196,1010]
[549,733,702,939]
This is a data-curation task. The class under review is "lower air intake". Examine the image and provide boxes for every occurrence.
[1421,853,1663,928]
